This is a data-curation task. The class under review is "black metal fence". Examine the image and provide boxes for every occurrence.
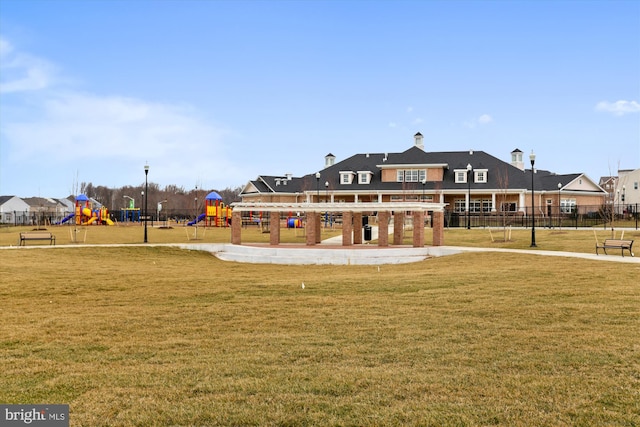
[445,203,639,230]
[3,204,639,230]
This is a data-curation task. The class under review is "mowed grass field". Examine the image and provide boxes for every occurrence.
[1,224,639,426]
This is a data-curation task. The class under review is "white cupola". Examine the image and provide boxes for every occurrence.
[414,132,424,150]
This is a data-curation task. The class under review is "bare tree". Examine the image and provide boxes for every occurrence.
[495,165,512,242]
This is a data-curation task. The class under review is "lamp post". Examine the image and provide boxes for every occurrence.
[325,181,329,202]
[466,163,472,229]
[529,151,536,247]
[144,164,149,243]
[315,172,321,202]
[557,182,562,230]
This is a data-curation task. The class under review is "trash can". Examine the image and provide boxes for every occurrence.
[364,225,372,241]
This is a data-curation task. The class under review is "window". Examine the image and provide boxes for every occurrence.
[560,199,576,214]
[635,182,638,190]
[501,202,516,212]
[512,152,522,163]
[454,199,491,213]
[475,170,487,183]
[455,170,468,183]
[397,169,426,182]
[340,171,354,185]
[405,170,419,182]
[358,171,372,184]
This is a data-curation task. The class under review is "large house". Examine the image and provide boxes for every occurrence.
[240,133,607,226]
[601,168,640,215]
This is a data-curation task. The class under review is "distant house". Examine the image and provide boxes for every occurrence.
[240,133,607,226]
[614,168,640,215]
[0,196,30,225]
[22,197,68,226]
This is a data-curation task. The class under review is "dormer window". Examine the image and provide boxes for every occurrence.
[475,169,488,183]
[397,169,426,182]
[340,171,355,185]
[455,169,469,183]
[357,171,373,184]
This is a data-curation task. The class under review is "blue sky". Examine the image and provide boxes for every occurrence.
[1,0,638,197]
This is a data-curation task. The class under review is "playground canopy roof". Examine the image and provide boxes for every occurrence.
[76,194,89,202]
[206,191,222,201]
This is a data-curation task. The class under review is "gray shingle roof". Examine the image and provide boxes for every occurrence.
[243,146,591,196]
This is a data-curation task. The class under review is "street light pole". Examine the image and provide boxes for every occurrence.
[466,163,472,229]
[530,151,536,247]
[144,164,149,243]
[315,172,320,202]
[557,182,561,230]
[621,185,626,218]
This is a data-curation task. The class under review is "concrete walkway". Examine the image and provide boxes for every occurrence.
[203,225,639,265]
[4,225,638,265]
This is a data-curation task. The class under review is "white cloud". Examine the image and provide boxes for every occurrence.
[406,106,413,113]
[0,36,244,194]
[595,100,640,116]
[388,122,397,128]
[412,118,424,124]
[478,114,493,124]
[4,92,235,175]
[0,36,55,93]
[464,113,493,129]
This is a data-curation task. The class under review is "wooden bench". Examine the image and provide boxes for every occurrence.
[19,232,56,246]
[595,239,634,257]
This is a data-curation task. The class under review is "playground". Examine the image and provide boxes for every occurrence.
[58,194,114,226]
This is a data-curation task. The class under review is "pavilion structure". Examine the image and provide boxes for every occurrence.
[229,202,447,247]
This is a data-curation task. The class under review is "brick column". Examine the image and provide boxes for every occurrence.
[315,212,322,244]
[342,211,353,246]
[231,210,242,244]
[413,210,425,247]
[269,211,280,245]
[432,211,444,246]
[393,211,404,245]
[378,211,389,247]
[353,212,363,244]
[306,212,316,245]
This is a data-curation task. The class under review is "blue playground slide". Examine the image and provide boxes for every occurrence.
[187,213,206,226]
[57,213,75,225]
